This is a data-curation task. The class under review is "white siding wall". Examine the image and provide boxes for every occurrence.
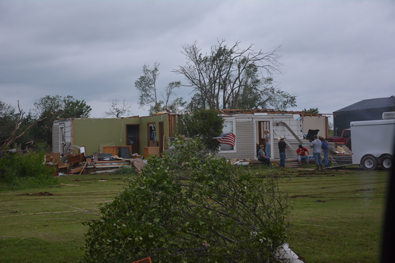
[217,118,254,159]
[216,114,305,160]
[65,121,72,142]
[52,123,60,153]
[272,116,302,140]
[52,120,72,153]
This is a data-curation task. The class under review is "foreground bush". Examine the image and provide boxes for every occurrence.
[0,150,58,190]
[82,138,289,263]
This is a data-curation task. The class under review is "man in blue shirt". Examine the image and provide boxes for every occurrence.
[319,136,330,167]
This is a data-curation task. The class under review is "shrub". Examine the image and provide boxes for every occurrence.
[0,150,58,190]
[175,108,224,152]
[82,138,289,263]
[115,165,137,175]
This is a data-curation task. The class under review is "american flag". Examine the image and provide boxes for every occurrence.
[214,132,236,146]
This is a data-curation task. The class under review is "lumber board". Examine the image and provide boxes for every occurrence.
[70,166,83,174]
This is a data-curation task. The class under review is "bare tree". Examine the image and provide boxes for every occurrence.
[163,81,181,109]
[105,100,132,118]
[173,40,290,110]
[1,101,46,149]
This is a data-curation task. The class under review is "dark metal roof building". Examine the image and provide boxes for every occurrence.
[333,96,395,136]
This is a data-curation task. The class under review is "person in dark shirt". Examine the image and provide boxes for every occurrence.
[278,136,287,170]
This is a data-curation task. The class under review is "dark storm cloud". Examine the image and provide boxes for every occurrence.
[1,0,394,118]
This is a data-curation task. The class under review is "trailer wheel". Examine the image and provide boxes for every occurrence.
[380,155,393,171]
[361,155,378,171]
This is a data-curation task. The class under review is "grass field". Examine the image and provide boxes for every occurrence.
[0,167,388,262]
[275,167,387,262]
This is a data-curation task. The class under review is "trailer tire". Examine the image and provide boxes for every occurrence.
[380,155,393,171]
[361,155,378,171]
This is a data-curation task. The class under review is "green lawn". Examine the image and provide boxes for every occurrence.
[275,168,387,263]
[0,168,388,262]
[0,174,129,263]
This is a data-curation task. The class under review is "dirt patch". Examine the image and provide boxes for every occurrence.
[19,192,54,196]
[61,183,79,186]
[291,195,309,198]
[316,200,326,203]
[291,194,321,199]
[295,253,306,263]
[32,192,54,196]
[356,188,375,192]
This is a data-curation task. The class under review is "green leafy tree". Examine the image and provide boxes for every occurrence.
[34,95,91,148]
[174,40,296,111]
[135,63,185,115]
[235,77,297,110]
[34,95,91,119]
[82,138,290,263]
[135,62,160,113]
[176,108,224,152]
[302,108,319,114]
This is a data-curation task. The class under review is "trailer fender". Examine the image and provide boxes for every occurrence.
[379,154,393,171]
[361,155,378,171]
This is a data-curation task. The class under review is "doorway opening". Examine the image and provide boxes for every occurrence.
[126,124,140,155]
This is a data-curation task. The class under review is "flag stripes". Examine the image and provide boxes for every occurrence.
[214,132,236,146]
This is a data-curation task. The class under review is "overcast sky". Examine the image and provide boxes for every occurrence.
[1,0,394,121]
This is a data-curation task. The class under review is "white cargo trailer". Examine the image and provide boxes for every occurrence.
[350,113,395,170]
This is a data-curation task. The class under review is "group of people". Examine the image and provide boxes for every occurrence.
[257,131,330,170]
[309,135,330,170]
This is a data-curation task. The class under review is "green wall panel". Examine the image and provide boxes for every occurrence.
[70,115,169,156]
[72,118,140,155]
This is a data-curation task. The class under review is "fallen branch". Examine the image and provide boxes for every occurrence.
[1,101,47,149]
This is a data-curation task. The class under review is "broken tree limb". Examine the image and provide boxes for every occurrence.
[1,101,47,149]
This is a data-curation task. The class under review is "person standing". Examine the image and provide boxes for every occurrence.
[310,135,323,170]
[319,136,330,167]
[257,145,271,167]
[296,144,310,167]
[264,130,271,158]
[278,136,287,171]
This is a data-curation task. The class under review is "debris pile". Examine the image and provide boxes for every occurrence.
[45,146,145,176]
[328,142,352,155]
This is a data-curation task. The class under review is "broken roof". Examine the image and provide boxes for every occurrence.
[219,109,328,116]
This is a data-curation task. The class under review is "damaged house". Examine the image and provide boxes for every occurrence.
[216,109,329,161]
[52,109,328,164]
[52,113,178,158]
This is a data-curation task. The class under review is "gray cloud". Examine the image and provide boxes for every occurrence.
[1,0,394,119]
